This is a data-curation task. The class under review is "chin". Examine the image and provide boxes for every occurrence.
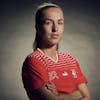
[47,39,60,46]
[49,41,59,46]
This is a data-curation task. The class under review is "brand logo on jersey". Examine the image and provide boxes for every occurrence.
[62,71,68,76]
[48,71,59,81]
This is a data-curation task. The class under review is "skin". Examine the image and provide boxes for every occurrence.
[33,7,91,100]
[37,7,64,57]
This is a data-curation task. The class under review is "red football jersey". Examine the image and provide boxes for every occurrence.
[22,48,87,99]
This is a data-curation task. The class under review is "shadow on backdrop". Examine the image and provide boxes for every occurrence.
[0,0,100,100]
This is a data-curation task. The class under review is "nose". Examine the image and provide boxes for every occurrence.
[52,23,58,32]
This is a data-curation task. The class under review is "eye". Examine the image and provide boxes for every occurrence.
[58,21,64,25]
[44,20,52,25]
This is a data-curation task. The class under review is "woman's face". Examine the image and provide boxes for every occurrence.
[38,7,64,47]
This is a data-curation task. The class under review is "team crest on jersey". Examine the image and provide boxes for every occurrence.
[71,69,77,78]
[48,71,59,81]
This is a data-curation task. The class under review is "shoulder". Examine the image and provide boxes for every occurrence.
[58,51,79,65]
[27,49,41,58]
[23,49,46,69]
[26,49,43,62]
[58,51,75,59]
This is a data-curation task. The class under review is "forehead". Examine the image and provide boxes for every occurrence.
[42,7,64,19]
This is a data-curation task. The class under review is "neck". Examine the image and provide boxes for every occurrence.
[42,45,57,54]
[40,45,57,59]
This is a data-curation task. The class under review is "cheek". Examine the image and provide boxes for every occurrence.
[41,27,51,38]
[59,26,64,33]
[41,28,51,38]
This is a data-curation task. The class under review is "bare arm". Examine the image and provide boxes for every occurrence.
[78,83,91,100]
[32,82,82,100]
[43,82,91,100]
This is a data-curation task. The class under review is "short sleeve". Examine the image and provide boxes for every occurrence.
[67,53,87,85]
[75,62,88,85]
[22,56,49,91]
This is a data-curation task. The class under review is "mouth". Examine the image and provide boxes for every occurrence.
[51,34,59,39]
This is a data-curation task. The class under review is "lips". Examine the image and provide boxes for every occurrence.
[51,34,59,39]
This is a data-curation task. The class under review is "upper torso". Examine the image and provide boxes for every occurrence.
[26,48,86,93]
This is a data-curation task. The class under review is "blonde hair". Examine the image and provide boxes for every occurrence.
[37,2,59,9]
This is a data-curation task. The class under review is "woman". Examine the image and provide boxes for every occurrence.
[22,3,91,100]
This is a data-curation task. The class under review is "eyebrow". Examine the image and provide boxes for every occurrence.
[43,18,64,21]
[58,19,64,21]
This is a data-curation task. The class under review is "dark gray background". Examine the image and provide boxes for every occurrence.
[0,0,100,100]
